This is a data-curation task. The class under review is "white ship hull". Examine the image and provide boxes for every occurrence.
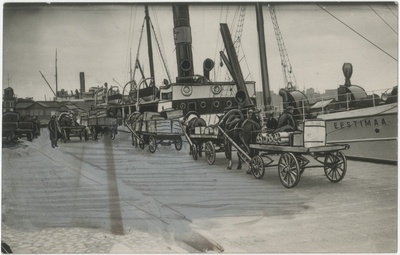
[318,103,398,163]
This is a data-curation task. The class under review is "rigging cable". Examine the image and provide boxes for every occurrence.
[132,19,146,83]
[149,19,172,83]
[386,4,397,18]
[151,7,172,83]
[369,4,397,35]
[317,4,397,61]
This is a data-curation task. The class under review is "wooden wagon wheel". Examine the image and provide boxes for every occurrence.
[110,129,116,140]
[84,128,89,141]
[91,127,98,141]
[6,131,15,142]
[148,135,157,153]
[174,137,182,151]
[138,138,145,150]
[191,144,198,160]
[27,131,34,142]
[278,152,301,188]
[61,129,67,143]
[324,151,347,182]
[205,141,216,165]
[251,155,265,179]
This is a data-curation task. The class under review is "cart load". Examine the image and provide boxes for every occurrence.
[2,112,38,142]
[57,112,89,143]
[181,111,231,164]
[217,117,349,188]
[88,106,118,140]
[126,109,184,153]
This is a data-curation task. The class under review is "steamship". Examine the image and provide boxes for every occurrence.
[279,63,398,163]
[123,4,257,123]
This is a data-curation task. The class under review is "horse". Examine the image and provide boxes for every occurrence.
[218,108,261,171]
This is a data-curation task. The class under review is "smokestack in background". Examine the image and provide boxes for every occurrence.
[79,72,85,93]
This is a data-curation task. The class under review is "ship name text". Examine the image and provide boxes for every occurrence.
[333,117,389,130]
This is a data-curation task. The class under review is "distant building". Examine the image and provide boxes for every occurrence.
[3,87,16,112]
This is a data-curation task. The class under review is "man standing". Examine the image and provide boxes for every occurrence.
[48,115,59,148]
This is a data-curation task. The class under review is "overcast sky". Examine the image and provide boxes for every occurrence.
[2,2,398,101]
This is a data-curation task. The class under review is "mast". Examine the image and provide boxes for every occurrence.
[255,3,271,109]
[55,49,58,99]
[144,5,155,85]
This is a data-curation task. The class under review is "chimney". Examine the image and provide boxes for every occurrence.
[79,72,85,93]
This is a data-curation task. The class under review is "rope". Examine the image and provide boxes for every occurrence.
[132,19,146,81]
[149,19,172,83]
[317,4,398,62]
[369,4,397,35]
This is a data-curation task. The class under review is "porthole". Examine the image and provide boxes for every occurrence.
[226,100,233,107]
[200,101,207,108]
[180,103,186,109]
[213,101,220,108]
[181,85,192,96]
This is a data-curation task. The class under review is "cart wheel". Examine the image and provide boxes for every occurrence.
[205,141,216,165]
[324,151,347,182]
[61,129,67,143]
[131,134,136,147]
[278,153,301,188]
[192,144,198,160]
[92,128,98,141]
[6,131,15,142]
[139,139,145,150]
[174,138,182,151]
[251,155,265,179]
[148,136,157,153]
[27,132,34,142]
[84,129,89,141]
[295,155,309,175]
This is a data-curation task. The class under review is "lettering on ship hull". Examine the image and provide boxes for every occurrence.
[333,117,390,130]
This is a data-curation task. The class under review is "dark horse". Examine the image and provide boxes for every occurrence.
[218,108,261,171]
[182,111,207,158]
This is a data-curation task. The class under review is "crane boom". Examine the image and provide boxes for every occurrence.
[269,5,297,91]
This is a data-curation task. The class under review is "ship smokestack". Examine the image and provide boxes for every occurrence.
[203,58,214,80]
[173,4,194,80]
[79,72,85,93]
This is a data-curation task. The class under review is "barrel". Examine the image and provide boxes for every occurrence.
[303,119,326,147]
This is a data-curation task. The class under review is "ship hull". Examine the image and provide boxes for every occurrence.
[318,103,397,163]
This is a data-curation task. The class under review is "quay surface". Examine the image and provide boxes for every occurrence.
[1,129,397,253]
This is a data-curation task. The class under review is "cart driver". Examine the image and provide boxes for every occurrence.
[276,106,298,132]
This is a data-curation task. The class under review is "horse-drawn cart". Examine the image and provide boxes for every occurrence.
[126,110,183,153]
[181,112,230,164]
[218,119,349,188]
[88,106,118,140]
[2,112,37,142]
[58,112,89,143]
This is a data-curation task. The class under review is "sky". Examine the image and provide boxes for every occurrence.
[2,1,398,101]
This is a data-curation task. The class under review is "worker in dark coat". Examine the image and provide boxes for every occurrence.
[48,115,59,148]
[276,106,298,132]
[266,112,278,131]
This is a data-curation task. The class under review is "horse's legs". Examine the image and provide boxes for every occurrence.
[237,151,242,170]
[227,158,232,170]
